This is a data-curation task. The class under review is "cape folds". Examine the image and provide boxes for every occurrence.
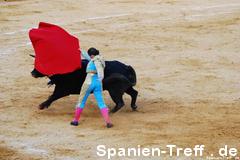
[29,22,81,75]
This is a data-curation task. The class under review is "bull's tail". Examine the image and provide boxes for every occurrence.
[127,65,137,86]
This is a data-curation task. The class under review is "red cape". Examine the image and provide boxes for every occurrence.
[29,22,81,75]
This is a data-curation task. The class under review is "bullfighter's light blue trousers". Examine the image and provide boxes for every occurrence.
[77,74,106,109]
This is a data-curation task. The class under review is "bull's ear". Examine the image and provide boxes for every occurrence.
[29,54,35,58]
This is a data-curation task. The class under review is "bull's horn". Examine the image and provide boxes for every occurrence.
[29,54,35,58]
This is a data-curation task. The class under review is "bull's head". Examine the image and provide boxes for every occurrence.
[30,54,45,78]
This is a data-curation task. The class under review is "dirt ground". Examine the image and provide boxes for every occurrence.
[0,0,240,159]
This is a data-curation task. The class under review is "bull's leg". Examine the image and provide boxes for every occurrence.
[39,86,69,110]
[125,87,138,111]
[39,94,66,110]
[108,89,125,113]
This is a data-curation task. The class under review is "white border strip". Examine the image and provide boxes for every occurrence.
[0,13,132,36]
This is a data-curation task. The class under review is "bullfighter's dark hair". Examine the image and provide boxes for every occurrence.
[88,47,99,56]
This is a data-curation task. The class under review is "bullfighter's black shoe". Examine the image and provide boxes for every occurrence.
[106,123,113,128]
[70,121,79,126]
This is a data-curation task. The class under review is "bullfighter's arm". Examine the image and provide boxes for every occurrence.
[80,49,91,61]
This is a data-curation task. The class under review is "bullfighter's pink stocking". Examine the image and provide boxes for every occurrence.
[100,107,111,124]
[73,107,83,122]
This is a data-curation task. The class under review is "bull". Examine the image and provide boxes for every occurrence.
[31,58,138,113]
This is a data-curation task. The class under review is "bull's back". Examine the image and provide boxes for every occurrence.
[104,61,136,85]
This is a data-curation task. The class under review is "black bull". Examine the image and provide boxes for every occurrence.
[31,59,138,113]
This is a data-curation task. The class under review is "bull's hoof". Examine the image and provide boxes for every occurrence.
[106,123,113,128]
[110,102,124,113]
[39,102,49,110]
[131,104,138,111]
[70,121,79,126]
[110,106,122,113]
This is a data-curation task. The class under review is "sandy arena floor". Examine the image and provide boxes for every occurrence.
[0,0,240,159]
